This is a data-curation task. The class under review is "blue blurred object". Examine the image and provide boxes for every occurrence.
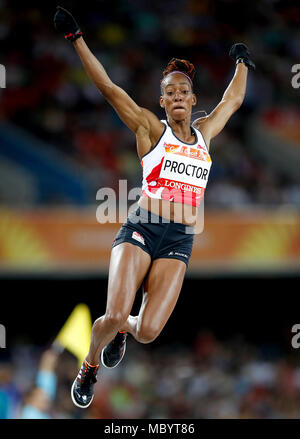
[20,404,50,419]
[0,122,92,205]
[36,370,57,401]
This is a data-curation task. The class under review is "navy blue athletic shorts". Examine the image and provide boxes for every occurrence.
[112,206,194,267]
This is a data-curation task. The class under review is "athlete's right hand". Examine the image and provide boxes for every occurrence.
[54,6,83,42]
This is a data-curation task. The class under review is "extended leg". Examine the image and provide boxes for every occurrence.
[121,258,187,343]
[71,242,151,408]
[86,243,151,365]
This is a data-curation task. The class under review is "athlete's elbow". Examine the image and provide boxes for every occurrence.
[96,81,115,99]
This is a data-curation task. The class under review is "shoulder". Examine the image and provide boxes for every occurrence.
[192,116,211,149]
[135,109,166,159]
[192,115,209,130]
[140,107,166,143]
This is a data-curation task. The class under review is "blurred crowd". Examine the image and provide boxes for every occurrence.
[0,0,299,207]
[1,331,300,419]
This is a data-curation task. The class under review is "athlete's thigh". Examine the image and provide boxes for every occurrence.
[106,242,152,315]
[140,258,187,332]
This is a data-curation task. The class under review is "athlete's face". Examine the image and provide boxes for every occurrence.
[160,73,196,122]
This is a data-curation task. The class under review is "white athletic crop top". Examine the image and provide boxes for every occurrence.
[141,120,212,207]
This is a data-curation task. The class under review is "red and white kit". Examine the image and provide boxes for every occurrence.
[141,120,212,207]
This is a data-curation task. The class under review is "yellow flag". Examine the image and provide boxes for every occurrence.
[55,304,92,366]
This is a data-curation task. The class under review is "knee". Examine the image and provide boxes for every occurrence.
[94,312,128,333]
[105,311,129,330]
[136,324,160,344]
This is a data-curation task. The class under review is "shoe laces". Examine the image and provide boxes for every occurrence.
[78,360,98,387]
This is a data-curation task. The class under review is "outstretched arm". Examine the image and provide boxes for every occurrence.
[53,6,161,141]
[193,43,255,149]
[72,37,149,134]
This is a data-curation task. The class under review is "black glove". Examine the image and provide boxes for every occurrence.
[229,43,256,70]
[54,6,82,42]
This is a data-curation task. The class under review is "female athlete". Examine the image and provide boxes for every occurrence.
[54,6,255,408]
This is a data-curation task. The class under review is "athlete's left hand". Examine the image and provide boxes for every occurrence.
[229,43,256,70]
[54,6,82,42]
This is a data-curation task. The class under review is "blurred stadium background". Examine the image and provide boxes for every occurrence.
[1,0,300,419]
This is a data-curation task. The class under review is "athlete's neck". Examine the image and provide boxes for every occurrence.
[167,118,194,143]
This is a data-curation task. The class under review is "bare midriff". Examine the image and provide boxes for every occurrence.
[138,195,199,226]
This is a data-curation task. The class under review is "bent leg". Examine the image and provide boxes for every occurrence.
[86,243,151,365]
[121,258,187,344]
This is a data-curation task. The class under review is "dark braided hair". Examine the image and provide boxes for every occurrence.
[161,58,196,93]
